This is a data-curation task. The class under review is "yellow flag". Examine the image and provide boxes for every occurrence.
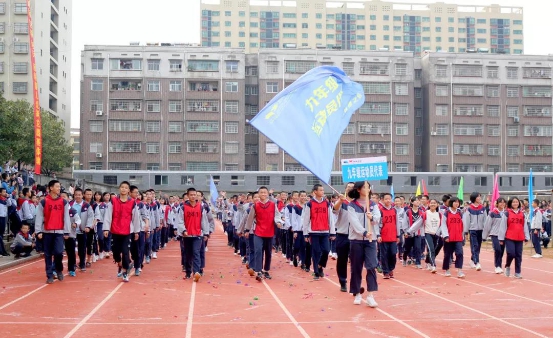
[416,181,421,196]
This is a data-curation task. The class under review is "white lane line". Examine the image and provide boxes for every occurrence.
[392,278,548,338]
[262,280,310,338]
[478,256,553,274]
[0,284,48,310]
[63,282,124,338]
[0,259,42,275]
[184,281,197,338]
[323,277,430,338]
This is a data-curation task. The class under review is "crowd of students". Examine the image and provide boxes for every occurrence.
[3,178,552,309]
[215,182,552,308]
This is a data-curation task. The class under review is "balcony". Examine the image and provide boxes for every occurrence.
[111,81,142,91]
[524,145,552,156]
[188,81,218,92]
[523,68,551,79]
[187,99,219,112]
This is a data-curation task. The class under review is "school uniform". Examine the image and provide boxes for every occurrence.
[232,202,245,255]
[94,202,110,254]
[145,202,159,260]
[237,202,255,269]
[499,208,530,275]
[176,201,209,277]
[395,206,407,261]
[542,208,551,240]
[530,208,543,255]
[348,199,381,295]
[245,200,282,277]
[65,207,81,273]
[131,201,149,272]
[199,200,215,272]
[292,203,311,270]
[462,204,487,266]
[333,200,350,287]
[303,198,335,278]
[35,195,72,280]
[69,200,94,269]
[10,231,34,256]
[483,208,507,269]
[0,196,14,255]
[282,203,294,261]
[378,205,401,275]
[402,208,425,266]
[103,196,142,273]
[440,208,467,271]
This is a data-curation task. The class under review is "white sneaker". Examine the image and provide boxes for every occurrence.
[329,251,333,257]
[92,255,97,263]
[470,261,476,269]
[105,253,111,258]
[430,266,437,273]
[366,295,378,308]
[531,254,543,258]
[282,253,286,258]
[494,267,503,274]
[290,261,294,266]
[152,252,158,259]
[205,247,208,252]
[332,253,338,260]
[444,270,451,277]
[353,293,362,305]
[505,267,511,277]
[426,263,431,270]
[475,263,481,271]
[99,252,105,260]
[457,270,466,279]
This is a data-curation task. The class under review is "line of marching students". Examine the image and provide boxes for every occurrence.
[32,180,216,284]
[217,181,546,308]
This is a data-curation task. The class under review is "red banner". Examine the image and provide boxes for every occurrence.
[27,0,41,175]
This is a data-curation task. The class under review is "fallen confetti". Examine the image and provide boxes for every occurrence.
[253,296,259,300]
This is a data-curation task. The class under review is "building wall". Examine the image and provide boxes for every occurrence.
[0,0,72,138]
[422,52,553,173]
[200,0,523,55]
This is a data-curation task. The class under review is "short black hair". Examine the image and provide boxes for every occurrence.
[448,197,461,208]
[119,181,130,188]
[84,188,93,194]
[469,192,480,204]
[381,193,392,199]
[258,186,268,192]
[130,185,138,192]
[442,194,452,203]
[313,184,323,192]
[186,187,197,195]
[74,187,83,194]
[22,188,30,196]
[48,180,60,189]
[0,188,5,194]
[507,197,521,209]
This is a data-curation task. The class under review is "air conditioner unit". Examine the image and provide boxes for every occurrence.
[13,37,19,42]
[96,153,103,158]
[95,111,103,116]
[513,116,520,123]
[431,131,437,136]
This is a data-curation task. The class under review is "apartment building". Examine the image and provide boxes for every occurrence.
[80,45,246,173]
[200,0,523,56]
[254,49,420,173]
[422,52,553,174]
[70,127,79,170]
[0,0,72,137]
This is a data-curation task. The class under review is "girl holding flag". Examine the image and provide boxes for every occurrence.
[347,181,381,308]
[440,197,467,278]
[499,197,529,279]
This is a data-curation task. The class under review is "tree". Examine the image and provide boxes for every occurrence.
[0,97,72,174]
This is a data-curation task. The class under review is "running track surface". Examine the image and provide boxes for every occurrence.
[1,221,553,338]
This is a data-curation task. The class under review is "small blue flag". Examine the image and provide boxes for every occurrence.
[209,176,219,206]
[249,66,365,184]
[391,184,395,201]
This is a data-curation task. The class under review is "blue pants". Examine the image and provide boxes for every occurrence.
[64,237,76,272]
[253,235,272,272]
[469,230,483,264]
[349,240,378,294]
[179,236,186,267]
[200,237,205,271]
[0,217,8,255]
[131,232,145,270]
[505,239,523,274]
[239,236,247,257]
[153,229,161,252]
[76,233,87,269]
[380,241,397,274]
[442,241,463,270]
[42,233,64,278]
[532,230,542,255]
[145,231,153,257]
[310,233,330,274]
[184,237,202,275]
[248,233,255,268]
[335,234,350,284]
[490,235,505,268]
[403,236,421,265]
[424,234,443,267]
[293,231,306,263]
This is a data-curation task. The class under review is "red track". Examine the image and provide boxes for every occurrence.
[1,221,552,338]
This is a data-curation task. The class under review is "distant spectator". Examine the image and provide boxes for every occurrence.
[68,183,75,196]
[10,223,34,258]
[541,228,550,249]
[1,173,17,196]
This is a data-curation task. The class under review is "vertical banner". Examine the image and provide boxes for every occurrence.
[27,0,41,174]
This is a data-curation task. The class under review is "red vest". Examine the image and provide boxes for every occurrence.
[379,206,397,242]
[254,201,276,238]
[43,195,65,231]
[506,209,525,241]
[183,202,203,236]
[445,210,464,242]
[309,199,330,232]
[110,196,136,235]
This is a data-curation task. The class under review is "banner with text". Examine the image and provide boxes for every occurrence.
[27,0,41,175]
[341,156,388,182]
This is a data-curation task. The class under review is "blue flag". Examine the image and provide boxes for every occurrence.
[209,176,219,206]
[390,184,395,201]
[529,169,534,224]
[249,66,365,184]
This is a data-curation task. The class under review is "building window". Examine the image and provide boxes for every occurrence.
[169,60,183,72]
[146,143,160,154]
[169,81,182,92]
[341,143,355,155]
[91,58,104,70]
[436,124,449,136]
[91,79,103,91]
[524,125,552,137]
[225,100,239,113]
[395,144,409,155]
[89,142,102,153]
[147,163,160,171]
[146,121,161,133]
[361,82,390,94]
[169,100,182,113]
[225,81,238,92]
[453,124,483,136]
[360,102,390,115]
[395,83,408,96]
[90,100,103,112]
[453,65,483,77]
[435,105,448,116]
[266,82,279,93]
[187,121,219,133]
[487,106,499,117]
[343,123,355,135]
[147,59,160,71]
[147,101,161,113]
[90,121,103,133]
[188,60,219,72]
[487,86,499,97]
[226,60,239,73]
[224,142,239,154]
[395,103,408,116]
[187,141,218,153]
[436,85,448,96]
[507,106,519,118]
[168,142,182,154]
[488,145,500,156]
[395,163,408,172]
[225,122,239,133]
[12,82,27,93]
[435,65,448,77]
[147,80,160,91]
[109,142,141,153]
[395,123,408,136]
[436,145,448,155]
[109,120,142,132]
[154,175,169,185]
[282,176,295,185]
[285,61,316,74]
[507,67,518,79]
[13,42,29,53]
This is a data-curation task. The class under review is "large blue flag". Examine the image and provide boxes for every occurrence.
[249,66,365,184]
[209,176,219,206]
[528,169,534,224]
